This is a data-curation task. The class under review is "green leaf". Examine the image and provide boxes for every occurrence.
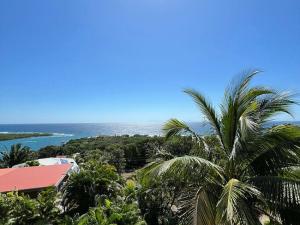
[139,156,224,185]
[180,187,217,225]
[77,214,89,225]
[216,179,263,225]
[184,89,224,149]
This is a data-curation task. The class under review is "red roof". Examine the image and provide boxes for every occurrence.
[0,164,72,193]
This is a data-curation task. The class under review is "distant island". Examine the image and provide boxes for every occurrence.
[0,133,52,141]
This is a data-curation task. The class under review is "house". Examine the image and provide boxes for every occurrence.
[13,157,80,173]
[0,164,72,193]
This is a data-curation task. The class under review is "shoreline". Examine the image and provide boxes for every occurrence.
[0,132,52,141]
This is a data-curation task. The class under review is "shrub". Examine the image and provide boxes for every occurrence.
[0,188,61,225]
[62,160,123,215]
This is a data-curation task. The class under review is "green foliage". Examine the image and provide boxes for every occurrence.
[123,180,137,201]
[216,179,263,225]
[3,192,39,225]
[106,145,126,173]
[25,160,40,167]
[35,188,61,224]
[37,135,196,171]
[59,179,146,225]
[62,160,123,215]
[137,176,183,225]
[38,135,159,170]
[84,144,127,173]
[0,133,51,141]
[37,145,64,158]
[0,144,35,168]
[76,199,146,225]
[0,188,61,225]
[75,180,146,225]
[0,136,194,224]
[140,70,300,225]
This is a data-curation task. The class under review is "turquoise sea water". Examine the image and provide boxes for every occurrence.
[0,123,164,151]
[0,122,298,151]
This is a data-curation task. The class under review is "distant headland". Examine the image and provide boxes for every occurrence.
[0,132,52,141]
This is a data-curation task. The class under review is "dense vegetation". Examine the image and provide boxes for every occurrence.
[0,136,196,225]
[0,135,198,225]
[0,165,146,225]
[36,135,196,172]
[0,71,299,225]
[0,132,51,141]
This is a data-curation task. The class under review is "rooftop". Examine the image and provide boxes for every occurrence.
[0,164,72,193]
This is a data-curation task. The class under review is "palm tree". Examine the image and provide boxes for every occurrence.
[0,143,32,167]
[139,70,300,225]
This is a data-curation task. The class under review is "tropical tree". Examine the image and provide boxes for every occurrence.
[62,160,123,215]
[0,144,33,168]
[74,180,147,225]
[139,70,300,225]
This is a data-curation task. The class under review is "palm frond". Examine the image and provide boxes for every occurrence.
[179,187,217,225]
[238,87,274,109]
[0,144,32,168]
[183,89,224,148]
[226,69,261,103]
[139,156,224,185]
[216,179,263,225]
[243,125,300,176]
[137,161,164,186]
[221,70,262,155]
[237,87,274,136]
[163,119,191,138]
[257,91,298,123]
[163,119,210,152]
[250,175,300,225]
[250,176,300,208]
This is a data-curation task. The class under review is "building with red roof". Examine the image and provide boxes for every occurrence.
[0,164,72,193]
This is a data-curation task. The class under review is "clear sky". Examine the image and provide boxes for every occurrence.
[0,0,299,124]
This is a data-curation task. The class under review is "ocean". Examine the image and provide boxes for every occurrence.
[0,122,298,152]
[0,123,164,151]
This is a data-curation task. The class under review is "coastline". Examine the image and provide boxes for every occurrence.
[0,132,52,141]
[0,121,298,152]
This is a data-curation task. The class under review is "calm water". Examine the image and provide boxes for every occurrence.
[0,122,298,151]
[0,123,163,151]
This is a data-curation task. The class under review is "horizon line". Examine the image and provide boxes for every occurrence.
[0,120,299,125]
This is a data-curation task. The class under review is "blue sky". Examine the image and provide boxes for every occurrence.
[0,0,299,124]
